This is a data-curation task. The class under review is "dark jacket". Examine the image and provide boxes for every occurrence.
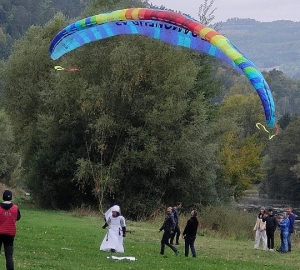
[288,213,295,233]
[263,214,277,231]
[183,216,199,238]
[173,207,179,225]
[160,213,176,232]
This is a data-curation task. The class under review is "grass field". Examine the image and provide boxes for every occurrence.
[3,205,300,270]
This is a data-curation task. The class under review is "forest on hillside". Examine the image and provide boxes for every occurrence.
[217,18,300,79]
[1,0,300,218]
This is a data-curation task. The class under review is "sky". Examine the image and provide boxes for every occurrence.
[148,0,300,22]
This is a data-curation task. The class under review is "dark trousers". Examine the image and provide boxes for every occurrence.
[287,232,292,251]
[170,225,180,244]
[184,236,196,257]
[160,231,177,255]
[266,230,275,249]
[0,234,15,270]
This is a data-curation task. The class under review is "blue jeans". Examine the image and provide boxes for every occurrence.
[280,231,289,252]
[184,236,196,257]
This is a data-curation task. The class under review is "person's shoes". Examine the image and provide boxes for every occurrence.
[160,252,164,255]
[276,249,282,252]
[175,250,179,256]
[170,242,174,245]
[110,249,116,253]
[288,250,291,252]
[269,249,274,251]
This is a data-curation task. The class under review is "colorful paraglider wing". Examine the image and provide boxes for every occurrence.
[50,20,241,72]
[49,8,276,129]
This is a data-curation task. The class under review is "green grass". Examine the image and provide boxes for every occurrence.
[4,206,300,270]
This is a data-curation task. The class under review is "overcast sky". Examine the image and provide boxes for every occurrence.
[149,0,300,22]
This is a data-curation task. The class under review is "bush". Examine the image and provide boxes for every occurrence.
[179,205,256,241]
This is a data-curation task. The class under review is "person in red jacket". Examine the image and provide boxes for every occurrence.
[0,190,21,270]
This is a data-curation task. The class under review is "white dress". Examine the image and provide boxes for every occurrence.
[100,215,126,253]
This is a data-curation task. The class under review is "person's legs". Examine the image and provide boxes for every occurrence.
[269,230,275,250]
[165,240,178,254]
[160,233,168,255]
[281,232,288,253]
[262,231,267,250]
[190,238,197,257]
[184,238,189,257]
[4,245,14,270]
[287,233,292,251]
[254,230,261,249]
[175,226,180,244]
[266,230,271,249]
[3,236,14,270]
[169,231,175,245]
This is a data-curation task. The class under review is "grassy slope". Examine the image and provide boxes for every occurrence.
[6,207,300,270]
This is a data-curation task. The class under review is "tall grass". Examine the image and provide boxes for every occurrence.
[4,203,300,270]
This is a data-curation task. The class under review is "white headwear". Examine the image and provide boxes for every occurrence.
[104,205,121,220]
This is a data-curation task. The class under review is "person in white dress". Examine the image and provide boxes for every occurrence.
[253,207,267,250]
[100,205,126,253]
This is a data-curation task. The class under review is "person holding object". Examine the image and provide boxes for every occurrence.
[0,190,21,270]
[253,207,267,250]
[278,212,290,253]
[100,205,126,253]
[182,209,199,257]
[159,206,179,256]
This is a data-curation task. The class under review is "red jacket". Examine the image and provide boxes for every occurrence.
[0,204,19,236]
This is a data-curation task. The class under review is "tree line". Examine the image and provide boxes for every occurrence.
[1,0,300,219]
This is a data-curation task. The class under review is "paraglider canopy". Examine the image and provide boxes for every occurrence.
[49,8,276,130]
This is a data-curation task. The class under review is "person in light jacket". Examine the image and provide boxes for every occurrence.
[253,207,267,250]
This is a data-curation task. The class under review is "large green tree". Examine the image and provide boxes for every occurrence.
[264,116,300,200]
[2,1,225,216]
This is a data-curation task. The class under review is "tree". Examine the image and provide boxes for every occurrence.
[264,116,300,200]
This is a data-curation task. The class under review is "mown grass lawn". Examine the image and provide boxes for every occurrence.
[4,206,300,270]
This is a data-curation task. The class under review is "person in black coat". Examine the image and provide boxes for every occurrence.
[170,202,182,245]
[263,208,277,251]
[159,206,179,256]
[182,209,199,257]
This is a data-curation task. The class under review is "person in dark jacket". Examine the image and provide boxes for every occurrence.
[170,202,182,245]
[182,209,199,257]
[159,206,179,256]
[286,207,295,252]
[0,190,21,270]
[263,208,277,251]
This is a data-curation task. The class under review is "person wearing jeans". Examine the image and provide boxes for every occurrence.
[286,207,295,252]
[182,209,199,257]
[278,212,290,253]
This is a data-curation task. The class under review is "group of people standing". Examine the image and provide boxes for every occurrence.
[158,203,199,257]
[99,202,200,258]
[253,206,295,253]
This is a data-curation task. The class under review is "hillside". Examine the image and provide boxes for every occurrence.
[215,19,300,78]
